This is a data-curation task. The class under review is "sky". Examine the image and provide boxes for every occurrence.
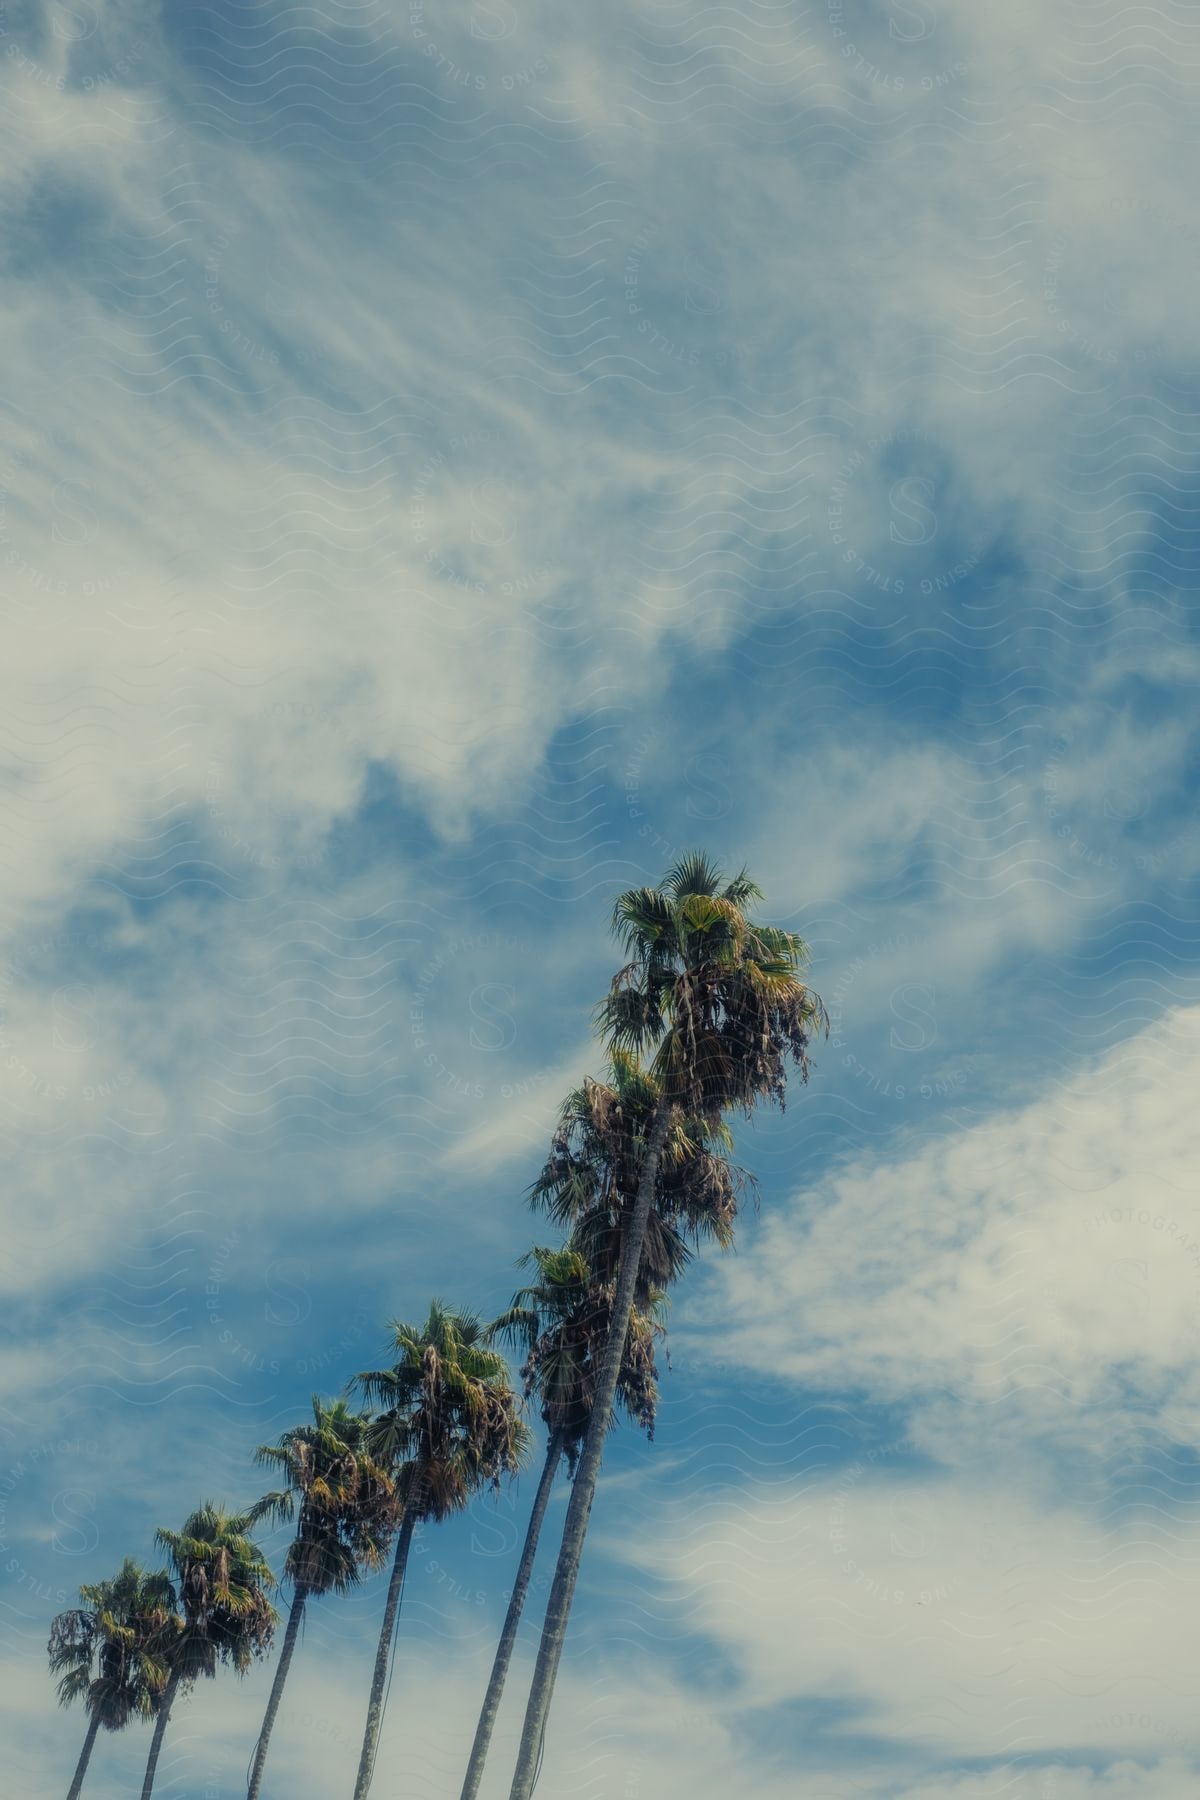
[2,0,1199,1795]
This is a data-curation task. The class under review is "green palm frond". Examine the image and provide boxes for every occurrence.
[720,866,764,906]
[48,1559,181,1730]
[664,851,726,899]
[151,1504,276,1685]
[496,1222,669,1454]
[349,1300,528,1524]
[248,1397,400,1597]
[531,1053,751,1260]
[600,857,827,1119]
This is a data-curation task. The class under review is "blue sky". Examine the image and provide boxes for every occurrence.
[3,2,1200,1795]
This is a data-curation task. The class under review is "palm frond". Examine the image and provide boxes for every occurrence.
[664,850,725,899]
[48,1561,182,1728]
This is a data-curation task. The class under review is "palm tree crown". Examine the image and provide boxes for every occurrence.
[599,852,826,1118]
[49,1558,178,1730]
[533,1050,751,1282]
[489,1241,667,1463]
[353,1300,530,1517]
[249,1396,400,1595]
[154,1502,277,1684]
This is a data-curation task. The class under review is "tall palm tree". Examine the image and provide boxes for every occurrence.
[350,1300,529,1800]
[48,1558,178,1799]
[140,1503,277,1800]
[508,854,825,1798]
[458,1240,666,1800]
[245,1397,401,1800]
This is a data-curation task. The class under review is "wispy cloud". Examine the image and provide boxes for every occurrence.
[3,1,1198,1794]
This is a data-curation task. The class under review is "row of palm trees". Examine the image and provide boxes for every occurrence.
[48,855,826,1798]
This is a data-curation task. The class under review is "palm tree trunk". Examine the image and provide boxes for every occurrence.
[508,1100,673,1800]
[140,1667,180,1800]
[65,1710,101,1800]
[459,1430,564,1800]
[353,1466,427,1800]
[246,1582,308,1799]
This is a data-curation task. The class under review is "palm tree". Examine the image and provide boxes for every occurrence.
[140,1503,277,1800]
[508,853,825,1798]
[531,1052,750,1283]
[458,1240,666,1800]
[48,1558,178,1799]
[245,1397,400,1800]
[350,1301,529,1800]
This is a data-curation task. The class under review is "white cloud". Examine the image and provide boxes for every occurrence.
[686,1004,1200,1458]
[0,0,1195,945]
[616,1464,1200,1766]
